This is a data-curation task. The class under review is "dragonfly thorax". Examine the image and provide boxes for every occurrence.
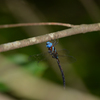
[51,52,58,59]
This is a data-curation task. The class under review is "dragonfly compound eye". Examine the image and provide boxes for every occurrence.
[46,42,52,48]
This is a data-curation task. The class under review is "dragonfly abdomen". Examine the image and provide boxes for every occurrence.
[46,41,65,88]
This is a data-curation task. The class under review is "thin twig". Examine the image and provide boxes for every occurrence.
[0,22,78,29]
[0,23,100,52]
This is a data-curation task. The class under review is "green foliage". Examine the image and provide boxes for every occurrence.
[8,53,48,77]
[0,82,9,92]
[8,53,29,64]
[24,62,48,77]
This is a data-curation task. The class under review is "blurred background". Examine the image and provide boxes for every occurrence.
[0,0,100,100]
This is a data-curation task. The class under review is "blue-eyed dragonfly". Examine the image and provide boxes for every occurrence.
[29,40,75,88]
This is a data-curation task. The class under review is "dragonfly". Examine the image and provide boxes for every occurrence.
[29,40,75,89]
[46,41,65,88]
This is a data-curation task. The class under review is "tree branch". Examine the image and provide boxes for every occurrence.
[0,23,100,52]
[0,22,77,28]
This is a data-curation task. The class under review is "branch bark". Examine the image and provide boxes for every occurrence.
[0,23,100,52]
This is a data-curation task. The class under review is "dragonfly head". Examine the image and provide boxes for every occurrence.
[46,41,52,48]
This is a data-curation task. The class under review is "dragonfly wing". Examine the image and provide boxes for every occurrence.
[57,49,76,63]
[49,39,59,47]
[29,51,50,63]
